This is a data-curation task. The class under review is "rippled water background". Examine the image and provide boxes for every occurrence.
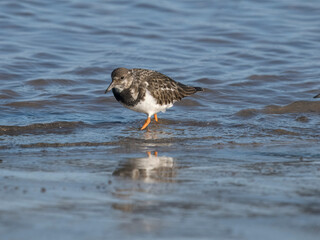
[1,0,320,239]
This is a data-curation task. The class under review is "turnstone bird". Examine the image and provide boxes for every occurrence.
[105,68,203,130]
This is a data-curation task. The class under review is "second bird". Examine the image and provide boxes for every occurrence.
[105,68,203,130]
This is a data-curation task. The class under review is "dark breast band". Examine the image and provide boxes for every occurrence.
[112,88,145,107]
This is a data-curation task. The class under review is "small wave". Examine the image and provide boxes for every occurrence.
[196,37,233,45]
[263,101,320,114]
[0,89,21,99]
[247,74,288,81]
[237,101,320,117]
[270,129,299,136]
[175,99,203,107]
[49,93,87,100]
[63,66,106,76]
[4,100,60,108]
[32,52,66,61]
[195,78,221,85]
[0,121,85,136]
[157,119,220,127]
[20,141,115,148]
[26,78,76,87]
[0,72,21,80]
[135,3,178,14]
[236,108,259,117]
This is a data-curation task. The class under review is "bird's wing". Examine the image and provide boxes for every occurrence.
[144,71,198,105]
[131,69,202,105]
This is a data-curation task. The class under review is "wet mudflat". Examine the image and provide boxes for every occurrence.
[1,121,319,240]
[1,0,320,239]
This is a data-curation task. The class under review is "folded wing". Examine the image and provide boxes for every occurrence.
[146,71,203,105]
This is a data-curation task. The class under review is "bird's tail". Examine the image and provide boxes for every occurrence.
[194,87,204,92]
[177,82,204,96]
[314,93,320,98]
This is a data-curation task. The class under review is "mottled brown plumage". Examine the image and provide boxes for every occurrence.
[105,67,203,130]
[133,68,202,105]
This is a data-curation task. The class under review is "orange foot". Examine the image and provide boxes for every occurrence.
[141,117,151,130]
[141,114,159,130]
[147,151,158,157]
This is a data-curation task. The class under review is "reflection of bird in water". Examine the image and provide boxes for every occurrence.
[112,152,175,182]
[105,68,203,130]
[314,94,320,98]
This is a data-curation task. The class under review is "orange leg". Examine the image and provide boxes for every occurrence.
[154,114,158,122]
[147,151,158,157]
[141,117,151,130]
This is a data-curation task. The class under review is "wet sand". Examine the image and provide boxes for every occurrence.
[1,137,320,240]
[1,114,320,239]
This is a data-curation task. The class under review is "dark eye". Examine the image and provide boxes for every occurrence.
[120,76,124,80]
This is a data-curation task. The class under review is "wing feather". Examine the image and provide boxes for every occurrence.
[144,72,201,104]
[132,69,203,105]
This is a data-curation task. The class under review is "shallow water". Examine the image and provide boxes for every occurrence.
[0,0,320,239]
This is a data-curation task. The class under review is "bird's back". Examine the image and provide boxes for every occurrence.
[132,68,203,105]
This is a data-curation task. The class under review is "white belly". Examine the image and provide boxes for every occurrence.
[123,90,174,117]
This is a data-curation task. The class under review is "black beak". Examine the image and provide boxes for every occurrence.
[105,81,114,94]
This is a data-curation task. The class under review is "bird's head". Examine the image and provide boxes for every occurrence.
[105,68,133,93]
